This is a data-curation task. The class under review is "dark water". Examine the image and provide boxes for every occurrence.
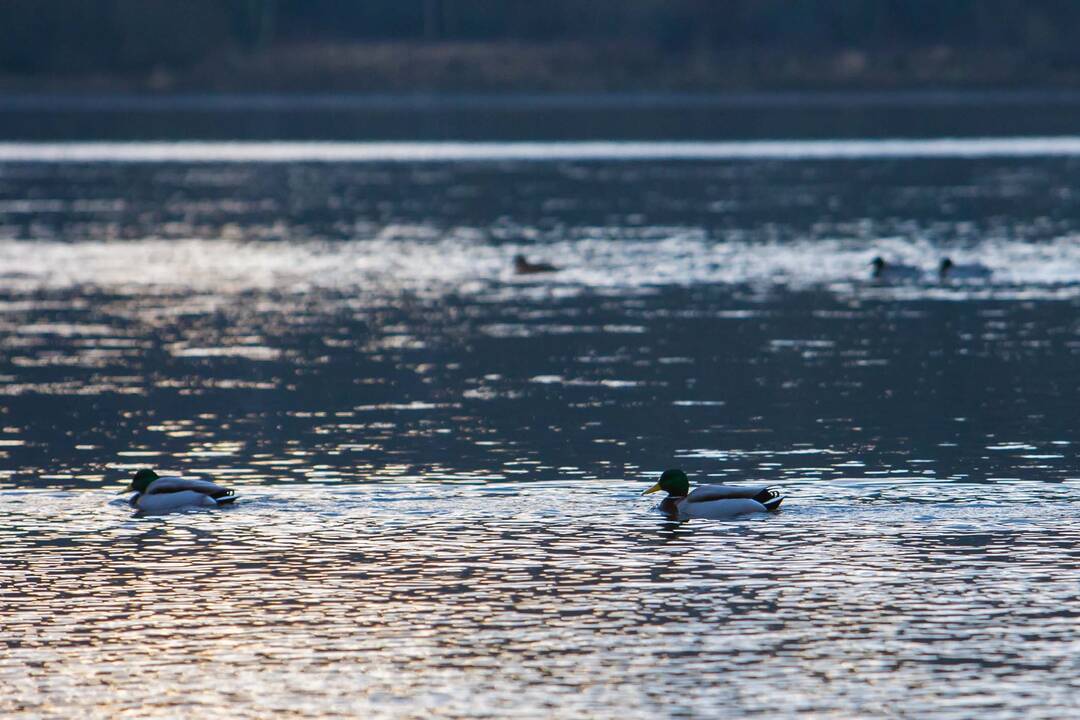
[2,97,1080,717]
[7,91,1080,140]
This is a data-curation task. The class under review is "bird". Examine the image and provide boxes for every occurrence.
[870,256,922,281]
[513,254,558,275]
[121,469,237,512]
[939,257,992,281]
[642,468,783,520]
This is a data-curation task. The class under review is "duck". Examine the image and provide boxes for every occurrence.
[870,256,922,281]
[121,469,236,512]
[642,468,783,520]
[514,254,558,275]
[939,257,992,281]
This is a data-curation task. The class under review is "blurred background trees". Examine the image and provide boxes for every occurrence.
[2,0,1078,90]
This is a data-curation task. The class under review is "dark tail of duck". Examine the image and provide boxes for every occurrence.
[754,488,784,512]
[212,489,237,505]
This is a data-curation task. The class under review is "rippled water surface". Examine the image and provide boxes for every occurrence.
[2,101,1080,717]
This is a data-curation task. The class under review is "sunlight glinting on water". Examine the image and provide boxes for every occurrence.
[3,483,1080,719]
[3,145,1080,717]
[2,235,1080,297]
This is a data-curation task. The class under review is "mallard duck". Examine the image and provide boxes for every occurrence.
[514,254,558,275]
[642,468,783,519]
[870,256,922,281]
[121,469,236,512]
[939,257,992,281]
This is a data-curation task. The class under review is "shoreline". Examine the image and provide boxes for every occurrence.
[5,88,1080,110]
[2,41,1078,97]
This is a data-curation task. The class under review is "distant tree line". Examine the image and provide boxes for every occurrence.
[2,0,1079,75]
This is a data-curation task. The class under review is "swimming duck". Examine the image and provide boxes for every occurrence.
[642,468,783,520]
[939,257,992,281]
[870,256,922,281]
[514,254,558,275]
[122,469,236,512]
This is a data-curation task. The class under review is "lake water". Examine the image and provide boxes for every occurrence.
[2,95,1079,718]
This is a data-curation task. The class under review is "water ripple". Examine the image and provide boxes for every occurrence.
[2,483,1079,718]
[3,155,1080,717]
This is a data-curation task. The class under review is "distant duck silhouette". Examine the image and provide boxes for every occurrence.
[939,257,992,281]
[514,254,558,275]
[870,256,922,281]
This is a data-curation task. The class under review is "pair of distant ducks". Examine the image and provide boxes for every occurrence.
[872,256,991,281]
[122,467,783,520]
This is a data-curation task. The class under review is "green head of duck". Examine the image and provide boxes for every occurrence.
[127,468,159,493]
[642,468,690,497]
